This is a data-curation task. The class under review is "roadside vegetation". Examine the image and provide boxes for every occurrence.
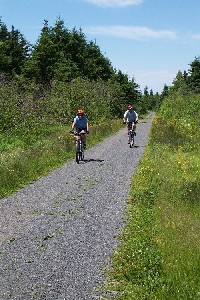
[0,117,124,198]
[103,94,200,299]
[0,17,157,199]
[1,15,200,299]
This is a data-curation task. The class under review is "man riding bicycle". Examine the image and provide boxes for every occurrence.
[71,109,89,149]
[123,104,138,143]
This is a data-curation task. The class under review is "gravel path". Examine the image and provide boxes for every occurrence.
[0,113,154,300]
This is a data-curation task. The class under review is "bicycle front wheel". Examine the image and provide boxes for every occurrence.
[81,148,84,160]
[130,132,134,148]
[75,141,80,164]
[128,131,132,147]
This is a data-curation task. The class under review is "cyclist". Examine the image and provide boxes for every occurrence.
[123,104,138,143]
[71,109,89,149]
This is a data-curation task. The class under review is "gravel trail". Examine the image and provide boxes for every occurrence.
[0,113,154,300]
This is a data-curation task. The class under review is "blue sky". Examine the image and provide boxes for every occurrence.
[1,0,200,93]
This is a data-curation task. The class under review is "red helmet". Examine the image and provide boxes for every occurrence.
[127,104,133,110]
[77,109,84,116]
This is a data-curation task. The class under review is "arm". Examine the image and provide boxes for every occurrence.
[135,111,139,123]
[71,118,76,130]
[123,111,127,123]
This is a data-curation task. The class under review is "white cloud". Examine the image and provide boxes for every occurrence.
[86,25,177,40]
[84,0,142,7]
[191,33,200,40]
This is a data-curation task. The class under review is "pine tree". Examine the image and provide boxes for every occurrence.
[0,19,29,76]
[187,56,200,93]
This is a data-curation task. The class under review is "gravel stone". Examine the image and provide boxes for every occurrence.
[0,114,154,300]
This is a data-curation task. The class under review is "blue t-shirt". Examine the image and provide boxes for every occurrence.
[74,116,88,129]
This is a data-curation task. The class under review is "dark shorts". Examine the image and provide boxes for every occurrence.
[76,127,86,133]
[127,122,136,131]
[127,122,133,130]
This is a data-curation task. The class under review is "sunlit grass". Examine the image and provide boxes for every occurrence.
[103,95,200,300]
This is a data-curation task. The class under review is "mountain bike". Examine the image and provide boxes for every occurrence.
[127,122,136,148]
[70,130,86,164]
[128,128,136,148]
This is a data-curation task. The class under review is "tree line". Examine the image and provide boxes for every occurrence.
[1,17,155,132]
[156,56,200,100]
[1,16,200,133]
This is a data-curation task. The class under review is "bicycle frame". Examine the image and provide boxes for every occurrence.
[127,122,136,148]
[73,130,86,163]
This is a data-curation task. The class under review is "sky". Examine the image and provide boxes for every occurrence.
[1,0,200,93]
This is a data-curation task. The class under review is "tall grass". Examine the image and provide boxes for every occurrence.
[103,94,200,299]
[0,119,123,199]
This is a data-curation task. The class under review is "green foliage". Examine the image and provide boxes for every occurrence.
[0,19,30,76]
[23,18,115,84]
[0,74,142,135]
[84,41,113,81]
[0,119,123,198]
[170,70,189,95]
[168,56,200,96]
[103,95,200,299]
[187,56,200,93]
[156,94,199,151]
[140,87,162,112]
[111,71,142,112]
[0,16,150,198]
[0,17,146,116]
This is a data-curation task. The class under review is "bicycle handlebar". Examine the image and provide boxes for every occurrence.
[70,129,87,135]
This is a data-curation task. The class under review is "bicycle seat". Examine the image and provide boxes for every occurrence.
[79,129,86,134]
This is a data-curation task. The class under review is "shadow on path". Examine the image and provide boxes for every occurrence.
[83,158,104,163]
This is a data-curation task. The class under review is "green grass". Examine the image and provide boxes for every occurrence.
[0,119,123,198]
[103,94,200,299]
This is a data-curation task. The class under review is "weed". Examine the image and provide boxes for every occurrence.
[0,119,123,198]
[104,95,200,299]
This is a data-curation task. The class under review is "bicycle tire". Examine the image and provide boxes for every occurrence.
[79,141,83,161]
[81,149,84,160]
[75,141,80,164]
[79,151,82,161]
[130,136,134,148]
[130,131,134,148]
[128,131,132,147]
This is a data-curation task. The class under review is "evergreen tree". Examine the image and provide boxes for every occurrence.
[83,41,114,81]
[23,18,114,83]
[187,56,200,93]
[170,70,188,94]
[112,71,141,103]
[0,19,29,76]
[0,20,10,74]
[50,19,80,81]
[23,20,58,83]
[143,86,149,96]
[159,84,169,106]
[9,26,30,74]
[148,89,157,110]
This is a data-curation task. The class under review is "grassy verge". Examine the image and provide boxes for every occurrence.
[103,95,200,299]
[0,119,123,199]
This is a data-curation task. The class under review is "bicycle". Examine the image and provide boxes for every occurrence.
[127,122,136,148]
[70,129,86,164]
